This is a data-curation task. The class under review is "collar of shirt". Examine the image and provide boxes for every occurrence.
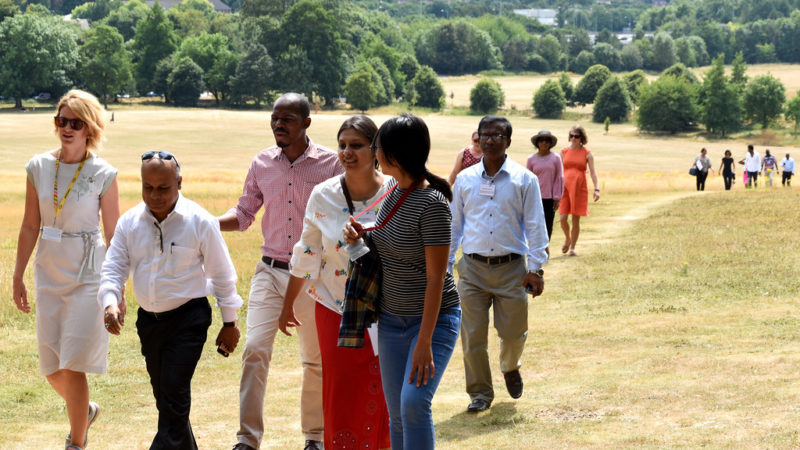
[480,155,509,180]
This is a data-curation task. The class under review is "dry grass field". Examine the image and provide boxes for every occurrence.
[1,88,800,449]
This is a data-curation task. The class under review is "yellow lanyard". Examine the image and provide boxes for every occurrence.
[53,149,89,221]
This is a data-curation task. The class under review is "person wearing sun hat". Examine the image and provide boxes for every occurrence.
[526,130,563,241]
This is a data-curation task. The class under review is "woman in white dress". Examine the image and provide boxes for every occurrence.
[12,90,120,450]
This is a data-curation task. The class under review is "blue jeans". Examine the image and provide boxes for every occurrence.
[378,306,461,450]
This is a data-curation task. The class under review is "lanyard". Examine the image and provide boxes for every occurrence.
[340,175,397,217]
[53,149,89,221]
[362,180,418,232]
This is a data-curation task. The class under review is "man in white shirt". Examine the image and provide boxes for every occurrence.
[449,115,549,413]
[782,153,795,187]
[100,152,243,450]
[739,144,761,188]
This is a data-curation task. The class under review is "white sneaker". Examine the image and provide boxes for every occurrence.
[65,401,100,449]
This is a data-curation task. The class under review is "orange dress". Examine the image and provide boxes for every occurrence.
[559,146,590,216]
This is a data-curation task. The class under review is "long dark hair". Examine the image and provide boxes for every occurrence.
[374,113,452,201]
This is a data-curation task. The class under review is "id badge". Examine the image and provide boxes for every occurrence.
[479,183,496,197]
[42,226,63,242]
[359,208,378,227]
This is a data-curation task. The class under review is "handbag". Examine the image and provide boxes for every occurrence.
[689,167,698,176]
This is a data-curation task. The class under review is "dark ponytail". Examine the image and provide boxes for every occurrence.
[375,113,452,201]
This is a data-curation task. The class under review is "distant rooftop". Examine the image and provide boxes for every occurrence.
[513,9,557,26]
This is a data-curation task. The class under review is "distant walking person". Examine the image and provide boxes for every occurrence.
[559,125,599,256]
[448,130,483,185]
[13,90,120,450]
[718,150,735,190]
[526,130,563,240]
[100,151,243,449]
[693,148,713,191]
[739,144,761,188]
[782,153,795,187]
[762,149,778,187]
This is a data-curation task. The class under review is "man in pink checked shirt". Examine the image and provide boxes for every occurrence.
[219,93,343,450]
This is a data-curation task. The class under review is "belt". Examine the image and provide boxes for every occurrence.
[140,297,208,320]
[262,255,290,270]
[61,229,101,282]
[467,253,521,265]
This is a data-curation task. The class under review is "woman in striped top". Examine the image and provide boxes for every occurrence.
[345,113,461,450]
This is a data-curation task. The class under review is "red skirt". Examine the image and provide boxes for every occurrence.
[316,302,391,449]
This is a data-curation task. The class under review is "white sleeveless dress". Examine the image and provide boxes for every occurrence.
[26,151,117,375]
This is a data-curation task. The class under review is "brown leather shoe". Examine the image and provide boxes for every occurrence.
[504,369,523,399]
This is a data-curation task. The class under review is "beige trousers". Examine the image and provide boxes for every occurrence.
[236,261,323,448]
[457,255,528,403]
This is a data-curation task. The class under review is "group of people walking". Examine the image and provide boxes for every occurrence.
[694,145,796,191]
[13,89,604,450]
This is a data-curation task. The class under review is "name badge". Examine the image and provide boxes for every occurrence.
[42,226,63,242]
[359,208,378,227]
[479,183,496,197]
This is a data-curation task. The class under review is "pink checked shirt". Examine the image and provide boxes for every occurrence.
[230,137,343,261]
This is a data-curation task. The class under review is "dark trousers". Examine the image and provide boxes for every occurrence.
[783,171,792,186]
[723,172,734,190]
[696,170,708,191]
[747,171,758,187]
[136,298,212,450]
[541,198,555,239]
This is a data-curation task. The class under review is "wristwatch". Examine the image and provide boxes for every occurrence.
[223,321,236,328]
[531,268,544,277]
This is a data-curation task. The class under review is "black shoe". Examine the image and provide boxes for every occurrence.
[304,440,323,450]
[504,369,523,399]
[232,444,256,450]
[467,398,491,412]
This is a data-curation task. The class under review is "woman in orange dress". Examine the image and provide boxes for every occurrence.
[559,125,599,256]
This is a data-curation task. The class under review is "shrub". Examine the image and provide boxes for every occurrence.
[532,79,566,118]
[470,78,505,114]
[593,76,632,123]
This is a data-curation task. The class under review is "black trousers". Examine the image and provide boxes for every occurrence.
[136,298,212,450]
[723,172,734,190]
[541,198,555,239]
[696,170,708,191]
[783,171,792,186]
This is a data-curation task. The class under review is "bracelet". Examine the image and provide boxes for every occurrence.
[594,188,600,192]
[223,321,236,328]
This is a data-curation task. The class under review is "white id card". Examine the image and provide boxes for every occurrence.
[41,226,63,242]
[479,183,496,197]
[359,208,378,227]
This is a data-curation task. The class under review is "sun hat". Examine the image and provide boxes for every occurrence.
[531,130,557,147]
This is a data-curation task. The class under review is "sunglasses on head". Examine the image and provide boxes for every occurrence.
[54,116,86,130]
[142,151,180,168]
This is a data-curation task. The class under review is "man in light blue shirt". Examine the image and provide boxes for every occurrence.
[449,115,549,413]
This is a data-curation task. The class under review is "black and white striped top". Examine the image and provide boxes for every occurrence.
[371,180,460,316]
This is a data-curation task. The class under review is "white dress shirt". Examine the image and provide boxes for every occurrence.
[744,152,761,172]
[449,156,549,273]
[99,193,243,322]
[782,157,795,173]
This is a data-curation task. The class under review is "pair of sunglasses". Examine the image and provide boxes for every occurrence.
[142,151,180,168]
[54,116,86,130]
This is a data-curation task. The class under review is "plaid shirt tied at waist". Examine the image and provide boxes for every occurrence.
[338,234,382,348]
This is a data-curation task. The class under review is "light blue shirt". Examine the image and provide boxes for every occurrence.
[782,157,795,174]
[449,156,549,273]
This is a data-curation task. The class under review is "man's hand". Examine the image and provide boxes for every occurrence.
[216,323,241,356]
[522,271,544,298]
[104,303,124,335]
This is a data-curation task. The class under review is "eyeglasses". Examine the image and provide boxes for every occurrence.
[479,133,506,142]
[569,134,582,139]
[142,151,180,168]
[54,116,86,130]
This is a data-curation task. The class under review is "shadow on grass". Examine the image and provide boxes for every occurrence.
[437,401,522,443]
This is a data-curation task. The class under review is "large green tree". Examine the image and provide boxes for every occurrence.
[230,43,273,106]
[636,76,698,133]
[786,93,800,135]
[699,55,742,136]
[167,56,205,107]
[623,70,648,106]
[416,20,501,75]
[574,64,611,105]
[409,65,444,109]
[132,3,178,93]
[344,69,379,112]
[176,32,232,103]
[103,0,149,41]
[532,79,566,119]
[0,0,19,22]
[593,76,631,123]
[743,74,786,128]
[79,24,133,107]
[651,31,677,70]
[277,0,345,104]
[0,14,79,109]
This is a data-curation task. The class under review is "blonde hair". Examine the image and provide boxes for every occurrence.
[55,90,106,151]
[570,124,588,145]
